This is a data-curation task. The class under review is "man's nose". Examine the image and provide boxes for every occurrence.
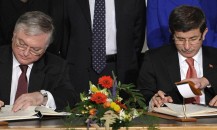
[183,40,191,49]
[23,47,31,56]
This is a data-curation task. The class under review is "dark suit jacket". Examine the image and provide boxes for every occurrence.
[0,45,77,110]
[137,44,217,105]
[63,0,146,94]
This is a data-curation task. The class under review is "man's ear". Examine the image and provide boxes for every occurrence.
[202,28,208,40]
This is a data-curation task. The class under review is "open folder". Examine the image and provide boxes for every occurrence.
[153,103,217,118]
[0,105,70,121]
[175,81,202,98]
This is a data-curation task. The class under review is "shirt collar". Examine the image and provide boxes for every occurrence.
[178,47,202,64]
[12,53,33,69]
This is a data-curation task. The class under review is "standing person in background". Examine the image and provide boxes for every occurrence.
[0,11,77,111]
[146,0,216,49]
[0,0,64,55]
[63,0,146,96]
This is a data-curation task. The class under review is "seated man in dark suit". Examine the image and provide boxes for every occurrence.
[137,5,217,110]
[0,11,77,111]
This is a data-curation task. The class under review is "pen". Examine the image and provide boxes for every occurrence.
[160,94,169,107]
[156,94,169,98]
[164,94,169,97]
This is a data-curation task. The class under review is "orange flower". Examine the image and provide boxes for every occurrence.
[98,76,113,88]
[90,92,107,104]
[89,108,97,115]
[103,101,111,108]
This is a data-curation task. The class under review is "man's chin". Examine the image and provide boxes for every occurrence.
[182,53,195,58]
[17,59,30,65]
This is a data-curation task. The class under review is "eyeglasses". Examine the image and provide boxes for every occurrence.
[173,34,202,45]
[14,38,45,56]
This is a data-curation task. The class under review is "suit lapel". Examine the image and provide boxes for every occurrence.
[76,0,91,26]
[28,56,46,92]
[164,48,181,83]
[114,0,121,30]
[202,47,212,76]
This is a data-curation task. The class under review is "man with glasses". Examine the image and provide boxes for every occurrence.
[137,5,217,110]
[0,11,77,111]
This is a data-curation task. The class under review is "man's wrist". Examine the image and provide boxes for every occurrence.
[201,77,211,88]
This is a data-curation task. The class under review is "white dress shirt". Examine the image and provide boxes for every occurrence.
[11,54,56,109]
[89,0,117,55]
[178,48,205,104]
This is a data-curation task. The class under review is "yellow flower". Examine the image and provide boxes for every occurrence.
[110,102,116,108]
[113,104,121,112]
[110,102,121,112]
[90,85,98,93]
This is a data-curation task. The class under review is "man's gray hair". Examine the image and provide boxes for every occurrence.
[14,11,54,47]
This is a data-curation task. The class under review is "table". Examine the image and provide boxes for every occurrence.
[1,115,217,130]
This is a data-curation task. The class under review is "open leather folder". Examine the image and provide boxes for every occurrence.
[152,103,217,118]
[175,81,202,98]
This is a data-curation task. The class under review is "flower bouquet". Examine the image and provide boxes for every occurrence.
[66,74,146,130]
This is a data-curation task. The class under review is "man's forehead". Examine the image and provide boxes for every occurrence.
[174,29,201,37]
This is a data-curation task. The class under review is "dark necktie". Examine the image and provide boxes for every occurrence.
[185,58,200,104]
[15,65,28,100]
[92,0,106,74]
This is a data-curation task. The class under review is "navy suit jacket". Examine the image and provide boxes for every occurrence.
[138,44,217,105]
[0,45,77,110]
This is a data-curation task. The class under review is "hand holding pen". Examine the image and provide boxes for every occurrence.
[151,90,173,108]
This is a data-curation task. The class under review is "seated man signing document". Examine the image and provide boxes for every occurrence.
[137,5,217,110]
[0,11,77,112]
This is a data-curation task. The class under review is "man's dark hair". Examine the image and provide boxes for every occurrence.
[169,5,206,35]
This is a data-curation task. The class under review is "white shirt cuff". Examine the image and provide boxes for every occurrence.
[207,84,212,88]
[43,91,56,110]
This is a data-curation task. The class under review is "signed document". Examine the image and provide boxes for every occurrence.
[153,103,217,118]
[0,105,70,121]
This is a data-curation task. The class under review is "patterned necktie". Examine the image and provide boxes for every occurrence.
[185,58,200,103]
[15,65,28,100]
[92,0,106,74]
